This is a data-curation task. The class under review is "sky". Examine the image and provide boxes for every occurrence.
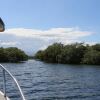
[0,0,100,55]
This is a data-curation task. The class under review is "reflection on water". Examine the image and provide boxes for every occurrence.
[0,60,100,100]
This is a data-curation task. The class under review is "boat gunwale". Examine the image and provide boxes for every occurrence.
[0,64,26,100]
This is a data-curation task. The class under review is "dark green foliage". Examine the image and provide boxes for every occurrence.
[0,47,28,62]
[57,43,86,64]
[82,47,100,65]
[91,44,100,51]
[44,43,63,63]
[35,43,63,63]
[34,43,100,65]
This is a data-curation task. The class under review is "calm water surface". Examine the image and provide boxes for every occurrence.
[0,60,100,100]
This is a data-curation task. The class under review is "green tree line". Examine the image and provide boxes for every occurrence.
[34,43,100,65]
[0,47,28,62]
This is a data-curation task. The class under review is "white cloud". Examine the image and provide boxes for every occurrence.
[0,42,19,46]
[39,45,48,50]
[4,27,92,42]
[0,27,93,54]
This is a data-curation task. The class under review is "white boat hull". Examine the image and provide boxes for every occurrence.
[0,91,10,100]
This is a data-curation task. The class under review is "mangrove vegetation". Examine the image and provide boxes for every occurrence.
[34,43,100,65]
[0,47,28,62]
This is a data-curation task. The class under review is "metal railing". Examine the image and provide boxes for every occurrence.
[0,64,26,100]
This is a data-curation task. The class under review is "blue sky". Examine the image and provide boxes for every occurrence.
[0,0,100,30]
[0,0,100,54]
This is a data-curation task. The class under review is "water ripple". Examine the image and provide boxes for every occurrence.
[0,60,100,100]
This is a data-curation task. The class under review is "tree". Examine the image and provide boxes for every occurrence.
[58,43,86,64]
[34,43,100,65]
[92,44,100,51]
[0,47,28,62]
[82,49,100,65]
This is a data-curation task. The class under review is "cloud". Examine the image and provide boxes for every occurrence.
[4,27,92,42]
[0,27,93,54]
[0,42,19,46]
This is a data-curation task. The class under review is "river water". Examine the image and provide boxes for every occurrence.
[0,60,100,100]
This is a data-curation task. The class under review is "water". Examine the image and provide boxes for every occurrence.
[0,60,100,100]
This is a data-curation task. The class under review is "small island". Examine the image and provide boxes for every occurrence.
[34,43,100,65]
[0,47,28,62]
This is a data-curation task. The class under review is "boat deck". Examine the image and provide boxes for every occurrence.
[0,91,10,100]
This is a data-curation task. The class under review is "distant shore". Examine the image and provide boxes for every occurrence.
[0,47,28,63]
[34,43,100,65]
